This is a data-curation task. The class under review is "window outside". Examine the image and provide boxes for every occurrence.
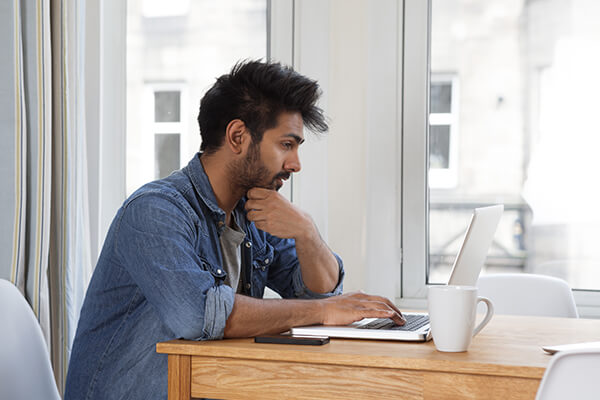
[126,0,267,195]
[428,0,600,291]
[429,75,459,188]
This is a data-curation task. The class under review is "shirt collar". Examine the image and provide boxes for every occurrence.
[183,153,226,221]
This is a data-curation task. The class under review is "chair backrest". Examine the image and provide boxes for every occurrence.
[476,273,578,318]
[536,349,600,400]
[0,279,61,400]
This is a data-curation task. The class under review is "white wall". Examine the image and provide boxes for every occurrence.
[293,0,402,299]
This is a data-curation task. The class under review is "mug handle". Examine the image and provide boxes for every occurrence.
[472,296,494,337]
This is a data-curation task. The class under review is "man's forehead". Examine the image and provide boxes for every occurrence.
[272,112,304,141]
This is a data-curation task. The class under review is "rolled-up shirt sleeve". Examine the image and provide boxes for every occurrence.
[114,192,233,340]
[202,285,234,339]
[266,235,345,299]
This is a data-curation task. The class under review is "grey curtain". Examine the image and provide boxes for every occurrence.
[1,0,93,395]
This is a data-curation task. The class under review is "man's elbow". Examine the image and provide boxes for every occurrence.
[167,317,208,340]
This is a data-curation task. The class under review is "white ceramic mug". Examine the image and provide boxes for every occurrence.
[428,285,494,352]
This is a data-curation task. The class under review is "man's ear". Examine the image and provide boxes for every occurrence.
[224,119,250,154]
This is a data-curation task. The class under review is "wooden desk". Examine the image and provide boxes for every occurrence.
[156,315,600,399]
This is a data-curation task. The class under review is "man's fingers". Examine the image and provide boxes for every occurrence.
[356,303,405,326]
[247,187,272,200]
[367,305,405,326]
[244,200,263,212]
[345,292,403,319]
[349,295,406,325]
[246,210,266,222]
[388,313,406,325]
[371,300,405,325]
[375,296,403,317]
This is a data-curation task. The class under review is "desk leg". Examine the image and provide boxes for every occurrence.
[168,354,191,400]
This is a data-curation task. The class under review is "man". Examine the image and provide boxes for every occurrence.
[65,60,404,399]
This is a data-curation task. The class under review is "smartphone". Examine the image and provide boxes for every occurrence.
[254,334,330,345]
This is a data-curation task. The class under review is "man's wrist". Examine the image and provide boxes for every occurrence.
[294,213,320,243]
[312,298,327,325]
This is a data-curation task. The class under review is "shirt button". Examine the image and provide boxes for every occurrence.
[261,266,266,271]
[264,258,270,264]
[245,241,252,248]
[246,283,251,290]
[216,269,222,275]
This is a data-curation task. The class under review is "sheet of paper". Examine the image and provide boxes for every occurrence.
[542,341,600,354]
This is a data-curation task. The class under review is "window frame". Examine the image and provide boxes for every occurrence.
[399,0,600,317]
[398,0,430,308]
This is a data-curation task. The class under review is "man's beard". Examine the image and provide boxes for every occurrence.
[228,142,290,193]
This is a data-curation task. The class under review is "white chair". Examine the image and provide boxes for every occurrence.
[536,349,600,400]
[476,273,578,318]
[0,279,61,400]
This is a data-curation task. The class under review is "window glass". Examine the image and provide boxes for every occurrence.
[429,125,450,169]
[428,0,600,291]
[155,133,181,179]
[126,0,267,195]
[430,82,452,113]
[154,91,181,122]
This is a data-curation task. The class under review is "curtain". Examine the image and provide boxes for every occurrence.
[1,0,93,395]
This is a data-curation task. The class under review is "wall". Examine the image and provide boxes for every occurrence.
[293,0,402,299]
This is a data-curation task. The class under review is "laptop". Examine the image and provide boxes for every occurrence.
[290,204,504,341]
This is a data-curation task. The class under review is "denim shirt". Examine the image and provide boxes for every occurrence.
[65,153,344,400]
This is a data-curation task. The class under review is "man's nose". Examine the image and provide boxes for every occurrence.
[285,151,301,173]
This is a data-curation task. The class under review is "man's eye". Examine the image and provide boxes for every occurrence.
[282,142,293,149]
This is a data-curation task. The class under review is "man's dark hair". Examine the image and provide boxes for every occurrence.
[198,60,328,154]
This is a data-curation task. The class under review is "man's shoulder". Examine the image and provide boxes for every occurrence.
[128,170,192,201]
[121,172,203,224]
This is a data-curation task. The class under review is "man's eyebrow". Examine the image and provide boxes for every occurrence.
[284,133,305,145]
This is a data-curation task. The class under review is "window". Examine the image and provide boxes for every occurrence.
[129,83,188,188]
[429,75,458,188]
[402,0,600,316]
[152,89,182,180]
[126,0,268,195]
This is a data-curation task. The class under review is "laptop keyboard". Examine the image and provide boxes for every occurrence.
[358,314,430,331]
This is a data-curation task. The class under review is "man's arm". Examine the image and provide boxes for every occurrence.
[224,292,405,338]
[245,188,339,293]
[118,193,235,340]
[293,220,340,293]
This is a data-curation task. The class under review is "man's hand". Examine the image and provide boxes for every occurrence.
[245,187,339,294]
[320,292,406,326]
[245,187,314,240]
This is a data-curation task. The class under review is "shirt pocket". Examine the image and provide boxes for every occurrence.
[251,243,274,296]
[252,243,274,273]
[199,257,227,283]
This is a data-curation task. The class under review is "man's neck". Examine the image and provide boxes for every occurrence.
[199,153,244,222]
